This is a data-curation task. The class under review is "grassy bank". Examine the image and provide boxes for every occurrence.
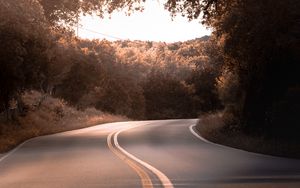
[0,91,128,153]
[196,113,300,158]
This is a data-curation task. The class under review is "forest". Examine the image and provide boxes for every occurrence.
[0,0,299,156]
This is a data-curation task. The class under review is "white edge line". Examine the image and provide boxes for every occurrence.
[0,120,178,163]
[189,124,300,160]
[0,121,129,163]
[114,125,174,188]
[0,139,32,163]
[189,124,218,145]
[189,124,269,156]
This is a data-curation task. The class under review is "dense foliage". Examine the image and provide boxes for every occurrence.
[54,37,223,119]
[0,0,51,114]
[167,0,300,139]
[1,0,299,142]
[0,0,223,120]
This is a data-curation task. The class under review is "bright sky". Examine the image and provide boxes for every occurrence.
[78,0,211,43]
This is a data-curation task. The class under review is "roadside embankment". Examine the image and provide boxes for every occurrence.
[0,91,128,153]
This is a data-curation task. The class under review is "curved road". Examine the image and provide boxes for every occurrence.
[1,120,300,187]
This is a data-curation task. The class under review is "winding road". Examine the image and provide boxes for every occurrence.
[1,119,300,187]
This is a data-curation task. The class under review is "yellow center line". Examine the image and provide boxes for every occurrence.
[107,131,154,188]
[114,127,174,188]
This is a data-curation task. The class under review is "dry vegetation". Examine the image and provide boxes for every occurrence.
[0,91,127,153]
[196,113,300,158]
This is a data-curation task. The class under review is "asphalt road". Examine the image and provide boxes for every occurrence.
[1,120,300,188]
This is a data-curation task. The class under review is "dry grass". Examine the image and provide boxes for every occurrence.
[196,112,300,158]
[0,91,128,153]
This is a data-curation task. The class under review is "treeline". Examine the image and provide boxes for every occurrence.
[0,0,222,120]
[165,0,300,140]
[112,38,223,119]
[215,0,300,140]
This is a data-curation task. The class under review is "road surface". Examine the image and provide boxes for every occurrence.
[1,119,300,188]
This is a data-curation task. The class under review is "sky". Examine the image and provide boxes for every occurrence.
[78,0,211,43]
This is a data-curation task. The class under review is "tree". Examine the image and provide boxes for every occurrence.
[0,0,51,116]
[187,38,224,113]
[39,0,146,26]
[143,70,196,119]
[206,0,300,135]
[164,0,300,137]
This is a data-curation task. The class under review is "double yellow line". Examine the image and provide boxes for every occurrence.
[107,125,174,188]
[107,130,153,188]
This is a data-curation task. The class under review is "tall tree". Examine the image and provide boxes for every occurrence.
[0,0,51,114]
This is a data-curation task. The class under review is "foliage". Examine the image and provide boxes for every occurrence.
[39,0,146,26]
[163,0,300,138]
[0,0,224,120]
[143,70,196,119]
[52,37,222,119]
[0,0,51,113]
[4,0,298,140]
[0,90,127,153]
[0,0,299,158]
[212,0,300,138]
[0,0,223,121]
[177,0,300,138]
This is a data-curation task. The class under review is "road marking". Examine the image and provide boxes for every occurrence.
[114,127,174,188]
[0,139,31,163]
[107,129,154,188]
[108,124,174,188]
[0,122,115,163]
[189,124,212,143]
[189,124,291,159]
[189,124,248,151]
[190,123,254,150]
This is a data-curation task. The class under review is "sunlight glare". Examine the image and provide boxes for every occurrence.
[78,0,211,42]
